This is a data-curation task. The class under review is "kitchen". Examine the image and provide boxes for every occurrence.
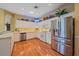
[0,3,75,56]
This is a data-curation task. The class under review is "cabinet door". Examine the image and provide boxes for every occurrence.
[64,44,73,56]
[45,32,51,44]
[0,37,11,56]
[40,32,46,42]
[51,39,58,51]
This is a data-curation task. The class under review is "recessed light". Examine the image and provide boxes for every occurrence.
[34,6,38,9]
[48,3,52,6]
[21,8,25,10]
[29,11,34,14]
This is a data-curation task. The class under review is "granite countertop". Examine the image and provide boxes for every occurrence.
[0,31,12,39]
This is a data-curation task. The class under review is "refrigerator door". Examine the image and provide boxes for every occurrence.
[59,16,65,37]
[64,16,74,39]
[59,16,73,39]
[51,19,59,37]
[64,16,74,56]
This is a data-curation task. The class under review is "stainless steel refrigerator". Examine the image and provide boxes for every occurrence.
[51,14,74,56]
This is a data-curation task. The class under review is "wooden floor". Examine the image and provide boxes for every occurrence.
[12,38,62,56]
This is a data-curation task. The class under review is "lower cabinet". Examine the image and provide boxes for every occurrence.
[0,37,11,56]
[40,32,46,42]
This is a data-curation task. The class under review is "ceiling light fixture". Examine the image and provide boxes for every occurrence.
[34,6,38,9]
[48,3,52,6]
[29,11,34,14]
[21,8,25,10]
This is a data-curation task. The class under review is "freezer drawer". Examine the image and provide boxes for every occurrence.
[64,44,73,56]
[58,42,65,55]
[65,39,72,46]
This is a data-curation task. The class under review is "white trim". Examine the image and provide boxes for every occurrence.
[61,12,74,18]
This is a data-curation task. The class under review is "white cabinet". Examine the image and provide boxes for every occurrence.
[16,20,37,28]
[37,31,51,44]
[26,32,37,39]
[40,31,47,42]
[46,32,51,44]
[37,20,51,44]
[0,37,11,56]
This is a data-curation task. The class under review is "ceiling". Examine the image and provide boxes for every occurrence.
[0,3,64,17]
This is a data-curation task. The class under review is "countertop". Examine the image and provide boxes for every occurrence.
[0,31,12,39]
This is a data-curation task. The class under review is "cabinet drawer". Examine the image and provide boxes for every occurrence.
[64,44,73,56]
